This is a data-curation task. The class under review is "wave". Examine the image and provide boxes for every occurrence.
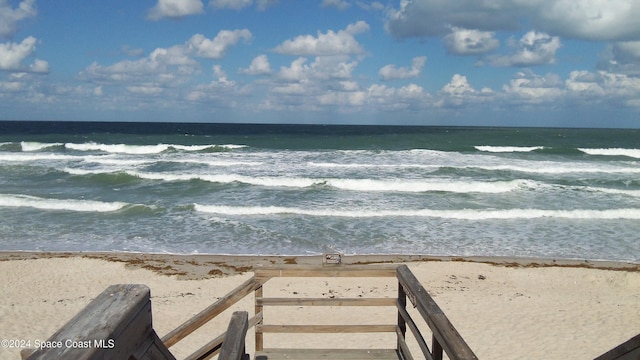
[578,148,640,159]
[0,193,129,212]
[475,146,544,153]
[126,170,530,193]
[20,141,64,151]
[0,153,77,162]
[194,204,640,220]
[64,142,246,154]
[309,162,440,170]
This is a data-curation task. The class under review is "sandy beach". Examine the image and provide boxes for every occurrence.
[1,252,639,359]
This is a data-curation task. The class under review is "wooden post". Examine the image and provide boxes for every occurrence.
[25,284,175,360]
[218,312,249,360]
[255,285,264,352]
[397,280,407,354]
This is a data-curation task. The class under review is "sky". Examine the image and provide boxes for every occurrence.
[1,0,640,127]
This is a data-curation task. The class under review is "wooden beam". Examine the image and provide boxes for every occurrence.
[254,265,398,281]
[256,297,396,307]
[161,276,260,348]
[257,324,396,333]
[218,311,249,360]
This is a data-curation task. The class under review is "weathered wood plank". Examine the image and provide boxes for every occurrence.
[161,276,260,348]
[255,348,400,360]
[255,265,398,281]
[257,324,396,333]
[26,284,175,360]
[218,311,249,360]
[396,265,478,360]
[256,297,396,307]
[184,312,262,360]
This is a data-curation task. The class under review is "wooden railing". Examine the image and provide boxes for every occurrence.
[160,264,477,360]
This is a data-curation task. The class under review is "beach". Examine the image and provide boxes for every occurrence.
[1,252,639,359]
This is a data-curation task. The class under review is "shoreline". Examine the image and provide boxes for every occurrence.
[1,251,638,280]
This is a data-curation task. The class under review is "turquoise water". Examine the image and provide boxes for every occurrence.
[1,122,639,262]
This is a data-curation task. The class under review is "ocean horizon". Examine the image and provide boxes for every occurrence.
[1,121,639,263]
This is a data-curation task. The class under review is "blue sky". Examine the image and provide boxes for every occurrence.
[1,0,640,127]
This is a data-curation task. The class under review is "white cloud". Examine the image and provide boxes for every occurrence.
[437,74,494,107]
[210,0,252,10]
[502,70,564,103]
[255,0,278,11]
[444,28,499,55]
[322,0,350,10]
[272,21,369,56]
[367,83,430,111]
[385,0,640,42]
[598,41,640,75]
[0,36,48,73]
[240,54,272,75]
[127,84,164,95]
[209,0,277,11]
[385,0,520,39]
[188,29,252,59]
[147,0,204,20]
[531,0,640,41]
[379,56,426,81]
[275,56,358,83]
[489,31,561,67]
[0,0,36,38]
[566,70,640,106]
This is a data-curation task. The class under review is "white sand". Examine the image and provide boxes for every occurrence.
[1,254,638,359]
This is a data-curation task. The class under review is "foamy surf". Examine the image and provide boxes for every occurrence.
[0,194,129,212]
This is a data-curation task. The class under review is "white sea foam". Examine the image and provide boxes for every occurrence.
[64,142,246,154]
[475,146,544,152]
[308,162,440,170]
[20,141,64,151]
[578,148,640,159]
[194,204,640,220]
[0,153,76,162]
[0,193,128,212]
[328,178,531,193]
[127,170,530,193]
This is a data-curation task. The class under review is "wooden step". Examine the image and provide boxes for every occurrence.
[254,348,400,360]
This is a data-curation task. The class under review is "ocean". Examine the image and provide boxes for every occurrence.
[1,121,639,262]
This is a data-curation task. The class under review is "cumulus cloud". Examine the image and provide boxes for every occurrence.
[488,31,561,67]
[272,21,369,56]
[502,70,564,103]
[367,83,429,111]
[379,56,426,81]
[240,54,272,75]
[147,0,204,20]
[385,0,520,39]
[0,36,48,73]
[210,0,252,10]
[210,0,278,11]
[566,70,640,107]
[321,0,350,10]
[0,0,36,38]
[437,74,494,107]
[531,0,640,41]
[598,41,640,75]
[385,0,640,42]
[188,29,252,59]
[444,28,499,55]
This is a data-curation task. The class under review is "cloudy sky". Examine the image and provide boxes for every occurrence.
[1,0,640,127]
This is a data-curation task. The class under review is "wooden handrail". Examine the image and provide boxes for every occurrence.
[396,265,478,360]
[161,276,261,348]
